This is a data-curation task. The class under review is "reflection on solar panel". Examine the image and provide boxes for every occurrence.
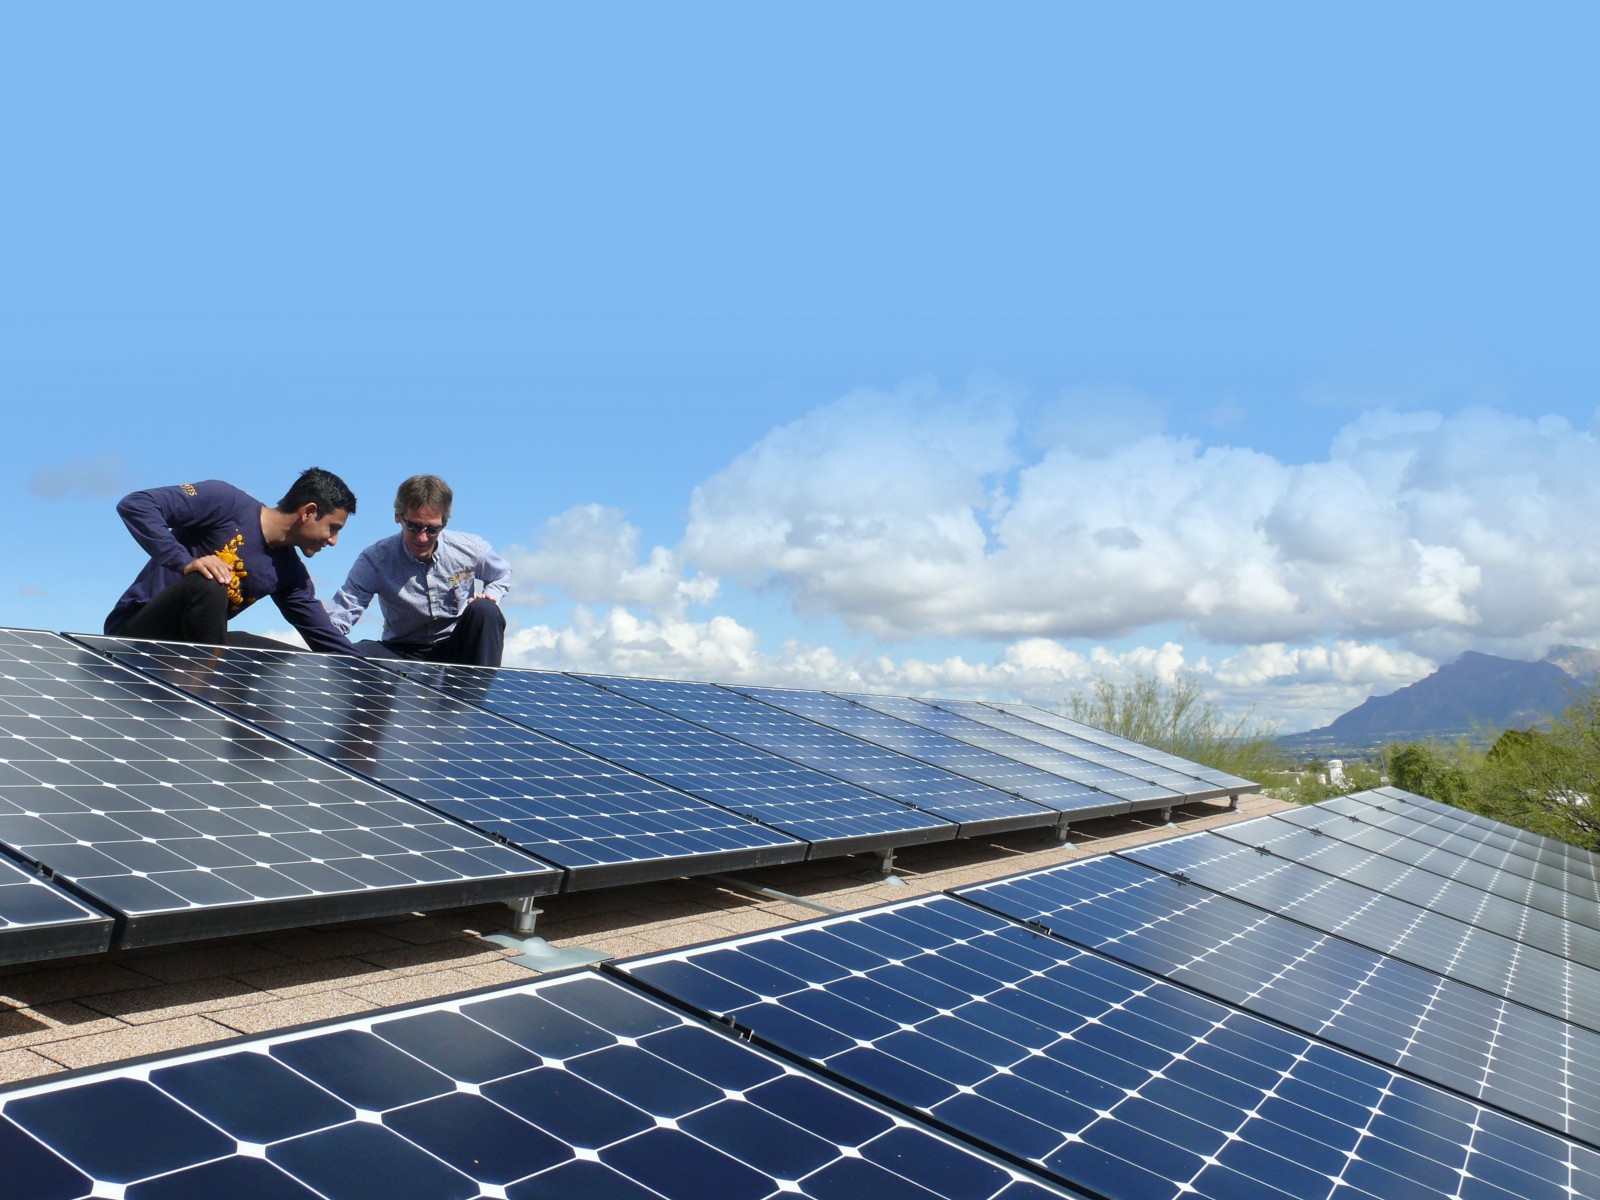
[842,691,1183,809]
[0,849,112,964]
[396,664,957,857]
[985,700,1256,793]
[0,971,1073,1200]
[83,637,804,889]
[1304,795,1600,925]
[957,854,1600,1148]
[618,893,1600,1200]
[1342,787,1600,896]
[1128,830,1600,1034]
[740,685,1121,821]
[0,630,552,945]
[1214,812,1600,964]
[588,674,1057,838]
[926,697,1225,800]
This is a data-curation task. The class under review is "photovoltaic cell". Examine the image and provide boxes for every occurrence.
[1126,830,1600,1034]
[587,674,1058,838]
[1214,812,1600,964]
[399,663,957,857]
[984,701,1256,793]
[1303,795,1600,925]
[83,637,804,889]
[840,692,1183,809]
[739,685,1123,820]
[1341,788,1600,897]
[0,971,1076,1200]
[0,848,113,964]
[926,697,1223,800]
[0,629,553,945]
[618,893,1600,1200]
[956,854,1600,1148]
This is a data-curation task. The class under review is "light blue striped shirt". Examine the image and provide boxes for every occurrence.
[327,529,511,647]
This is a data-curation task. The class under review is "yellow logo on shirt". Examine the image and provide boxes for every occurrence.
[216,533,248,613]
[179,483,197,497]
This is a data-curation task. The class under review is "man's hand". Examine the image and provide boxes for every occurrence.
[184,555,235,584]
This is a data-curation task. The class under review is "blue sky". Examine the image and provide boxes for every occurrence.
[5,4,1597,732]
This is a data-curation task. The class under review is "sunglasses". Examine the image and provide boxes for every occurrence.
[403,519,447,536]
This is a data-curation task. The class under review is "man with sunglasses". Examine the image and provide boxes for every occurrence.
[327,474,511,667]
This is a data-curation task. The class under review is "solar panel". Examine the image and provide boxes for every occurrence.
[924,696,1225,800]
[984,701,1257,793]
[397,663,958,858]
[0,629,554,946]
[840,692,1184,811]
[738,686,1124,822]
[0,847,113,964]
[1126,830,1600,1034]
[82,636,805,890]
[585,674,1058,838]
[956,854,1600,1148]
[1342,787,1600,894]
[1219,810,1600,962]
[617,893,1600,1200]
[1307,795,1600,922]
[0,970,1074,1200]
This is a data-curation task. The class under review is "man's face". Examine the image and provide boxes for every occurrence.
[399,505,446,561]
[295,506,348,556]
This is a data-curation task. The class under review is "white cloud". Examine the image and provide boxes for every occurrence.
[675,389,1600,652]
[502,505,717,613]
[29,453,133,500]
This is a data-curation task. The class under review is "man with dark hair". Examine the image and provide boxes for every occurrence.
[104,469,359,653]
[328,474,510,667]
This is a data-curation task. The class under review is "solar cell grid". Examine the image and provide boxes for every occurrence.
[1126,830,1600,1034]
[1219,812,1600,963]
[840,691,1183,808]
[586,673,1059,837]
[0,971,1075,1200]
[1284,800,1600,931]
[83,636,804,889]
[956,855,1600,1148]
[739,685,1122,820]
[0,629,553,944]
[926,697,1221,799]
[619,894,1600,1200]
[398,663,957,857]
[1343,788,1600,893]
[984,701,1256,792]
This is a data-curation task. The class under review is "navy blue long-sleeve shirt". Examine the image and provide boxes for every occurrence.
[105,480,356,654]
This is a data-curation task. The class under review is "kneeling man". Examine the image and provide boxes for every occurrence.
[328,474,511,667]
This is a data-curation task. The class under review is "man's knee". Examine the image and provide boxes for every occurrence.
[179,573,230,612]
[461,598,506,631]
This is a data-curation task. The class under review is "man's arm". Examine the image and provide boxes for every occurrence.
[324,551,380,636]
[272,560,359,655]
[476,541,513,602]
[116,482,234,578]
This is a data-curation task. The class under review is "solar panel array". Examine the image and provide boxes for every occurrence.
[398,663,958,857]
[83,636,808,889]
[8,778,1600,1198]
[0,972,1071,1200]
[958,853,1600,1147]
[0,624,1246,958]
[0,630,555,946]
[587,673,1061,838]
[619,893,1600,1200]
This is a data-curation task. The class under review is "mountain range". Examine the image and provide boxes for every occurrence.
[1276,645,1600,758]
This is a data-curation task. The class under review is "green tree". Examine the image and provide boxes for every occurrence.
[1064,672,1285,783]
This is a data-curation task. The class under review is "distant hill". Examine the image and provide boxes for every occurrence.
[1278,648,1591,758]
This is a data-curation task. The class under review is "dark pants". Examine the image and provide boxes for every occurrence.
[356,598,506,668]
[115,574,230,645]
[112,575,310,651]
